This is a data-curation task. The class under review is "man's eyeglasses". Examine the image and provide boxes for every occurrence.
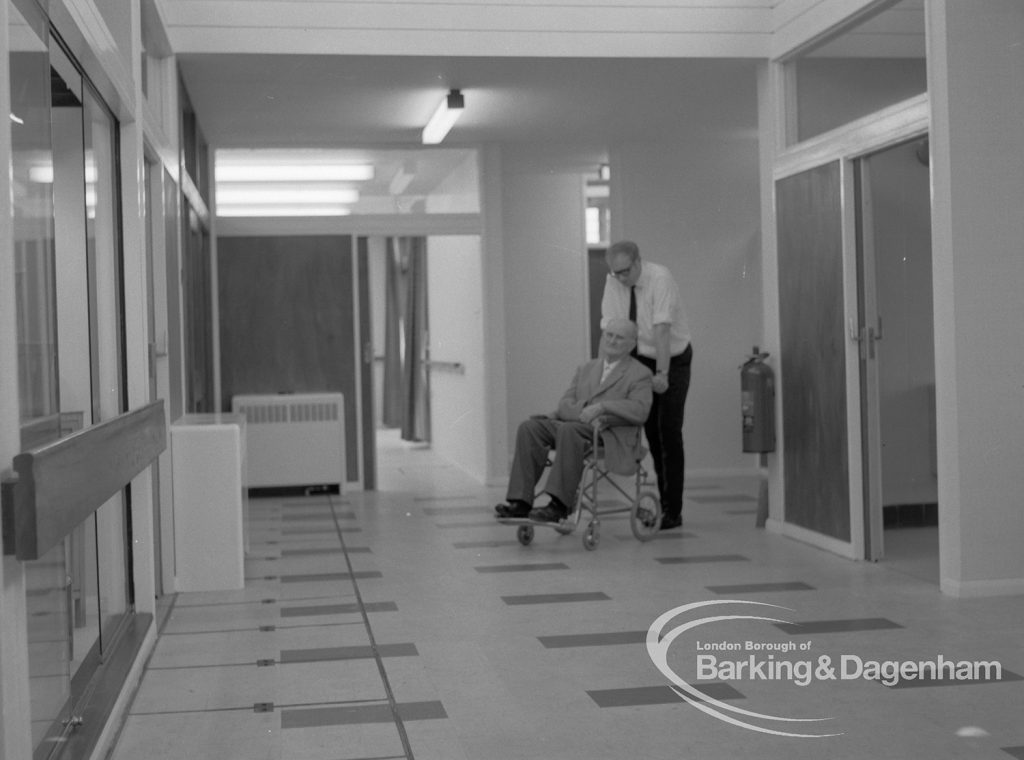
[611,262,634,279]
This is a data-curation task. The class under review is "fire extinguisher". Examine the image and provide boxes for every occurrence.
[741,346,775,453]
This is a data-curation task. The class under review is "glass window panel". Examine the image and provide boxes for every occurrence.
[8,2,72,749]
[9,0,58,430]
[214,148,480,218]
[25,541,70,748]
[82,82,130,649]
[786,0,926,145]
[9,5,132,751]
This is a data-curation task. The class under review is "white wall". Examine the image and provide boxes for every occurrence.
[499,145,590,451]
[928,0,1024,596]
[612,133,763,477]
[368,237,388,427]
[426,236,488,482]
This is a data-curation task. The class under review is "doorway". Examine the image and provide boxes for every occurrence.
[364,234,489,485]
[856,138,937,578]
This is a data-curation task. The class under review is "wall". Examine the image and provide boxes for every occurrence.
[928,0,1024,595]
[612,132,763,477]
[426,236,488,481]
[499,145,589,448]
[368,237,387,427]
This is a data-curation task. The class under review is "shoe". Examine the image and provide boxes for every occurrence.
[528,500,568,524]
[495,500,531,518]
[660,513,683,531]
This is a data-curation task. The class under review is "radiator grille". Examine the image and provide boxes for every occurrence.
[236,401,340,424]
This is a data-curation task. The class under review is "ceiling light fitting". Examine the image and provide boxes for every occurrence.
[216,187,359,205]
[422,89,464,145]
[215,164,374,182]
[217,205,352,218]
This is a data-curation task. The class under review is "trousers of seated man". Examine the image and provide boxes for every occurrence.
[506,418,594,509]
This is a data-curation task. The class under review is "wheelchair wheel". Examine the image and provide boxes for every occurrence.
[630,489,662,542]
[517,524,534,546]
[583,521,600,550]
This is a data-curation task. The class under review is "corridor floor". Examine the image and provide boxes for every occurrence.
[109,437,1024,759]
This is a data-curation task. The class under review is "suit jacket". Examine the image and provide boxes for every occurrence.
[553,356,653,474]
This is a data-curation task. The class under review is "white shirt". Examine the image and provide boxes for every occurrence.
[600,358,622,384]
[601,260,691,358]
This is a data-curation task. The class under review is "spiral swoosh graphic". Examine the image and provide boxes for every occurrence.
[646,599,841,738]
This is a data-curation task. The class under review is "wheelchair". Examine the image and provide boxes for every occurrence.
[500,420,662,550]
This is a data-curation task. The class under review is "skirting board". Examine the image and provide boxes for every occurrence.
[941,576,1024,598]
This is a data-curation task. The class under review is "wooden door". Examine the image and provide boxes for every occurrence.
[776,161,850,541]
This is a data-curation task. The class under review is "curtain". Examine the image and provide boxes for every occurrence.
[382,237,430,442]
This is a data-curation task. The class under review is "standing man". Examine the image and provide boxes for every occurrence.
[600,240,692,530]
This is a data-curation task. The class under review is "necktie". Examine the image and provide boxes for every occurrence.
[628,286,638,357]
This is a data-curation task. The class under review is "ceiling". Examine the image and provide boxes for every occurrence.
[177,54,759,216]
[171,1,923,218]
[177,55,760,151]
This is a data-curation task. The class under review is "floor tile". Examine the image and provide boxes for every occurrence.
[109,434,1024,760]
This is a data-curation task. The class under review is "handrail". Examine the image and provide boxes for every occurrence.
[2,400,166,561]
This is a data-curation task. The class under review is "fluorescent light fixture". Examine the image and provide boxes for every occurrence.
[217,205,353,217]
[389,162,416,195]
[215,164,374,182]
[422,89,464,145]
[216,187,359,205]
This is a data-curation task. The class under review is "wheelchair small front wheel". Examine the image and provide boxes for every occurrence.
[583,521,600,550]
[517,524,534,546]
[630,489,662,542]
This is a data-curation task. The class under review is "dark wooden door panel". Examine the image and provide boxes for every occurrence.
[776,161,850,541]
[218,235,358,482]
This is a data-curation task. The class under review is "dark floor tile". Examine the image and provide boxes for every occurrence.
[774,617,902,635]
[538,631,645,648]
[502,592,610,605]
[474,563,569,573]
[280,601,397,617]
[279,643,417,663]
[707,581,815,594]
[281,700,446,728]
[656,554,749,564]
[588,683,744,707]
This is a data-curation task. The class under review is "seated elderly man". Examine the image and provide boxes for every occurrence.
[495,318,653,524]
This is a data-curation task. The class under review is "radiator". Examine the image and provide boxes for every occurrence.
[231,393,345,489]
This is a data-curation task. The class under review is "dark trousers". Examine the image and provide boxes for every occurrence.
[637,345,692,519]
[506,418,593,507]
